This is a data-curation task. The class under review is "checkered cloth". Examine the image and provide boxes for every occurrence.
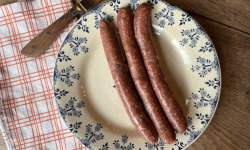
[0,0,87,149]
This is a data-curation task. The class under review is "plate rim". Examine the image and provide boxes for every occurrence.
[53,0,222,149]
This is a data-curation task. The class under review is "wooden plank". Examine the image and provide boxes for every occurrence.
[0,1,249,150]
[186,12,250,149]
[166,0,250,33]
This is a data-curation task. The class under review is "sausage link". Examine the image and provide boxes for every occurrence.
[134,3,187,133]
[100,20,158,144]
[117,7,176,144]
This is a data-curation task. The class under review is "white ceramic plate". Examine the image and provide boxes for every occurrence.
[53,0,221,149]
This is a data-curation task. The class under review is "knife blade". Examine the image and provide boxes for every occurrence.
[21,0,103,57]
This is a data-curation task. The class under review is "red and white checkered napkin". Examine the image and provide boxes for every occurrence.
[0,0,87,149]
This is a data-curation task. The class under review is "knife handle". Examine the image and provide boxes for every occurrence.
[0,0,21,6]
[21,9,76,57]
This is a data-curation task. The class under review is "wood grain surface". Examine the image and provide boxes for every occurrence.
[0,0,249,149]
[185,12,250,150]
[0,0,20,6]
[166,0,250,33]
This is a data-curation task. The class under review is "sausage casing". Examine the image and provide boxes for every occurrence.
[134,3,187,133]
[100,20,158,144]
[118,7,176,144]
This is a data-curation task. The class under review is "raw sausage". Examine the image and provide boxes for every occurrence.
[100,20,158,144]
[134,3,187,133]
[117,7,176,144]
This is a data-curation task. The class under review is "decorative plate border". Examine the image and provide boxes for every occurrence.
[53,0,221,149]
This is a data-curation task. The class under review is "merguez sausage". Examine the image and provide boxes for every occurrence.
[100,20,158,144]
[134,3,187,133]
[117,7,176,144]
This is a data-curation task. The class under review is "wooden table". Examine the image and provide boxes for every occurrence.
[0,0,249,149]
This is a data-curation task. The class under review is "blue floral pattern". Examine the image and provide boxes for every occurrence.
[55,66,80,87]
[176,117,201,148]
[180,28,205,48]
[110,0,121,13]
[199,41,215,53]
[94,5,114,29]
[68,36,88,55]
[69,122,82,134]
[57,50,72,62]
[191,88,212,109]
[53,0,221,150]
[145,139,164,150]
[154,3,176,27]
[99,143,109,150]
[54,88,69,100]
[127,0,139,12]
[80,123,104,149]
[75,20,90,33]
[60,30,74,48]
[59,97,84,119]
[60,22,89,56]
[113,135,135,150]
[191,57,219,77]
[147,0,159,9]
[179,12,192,26]
[205,78,220,89]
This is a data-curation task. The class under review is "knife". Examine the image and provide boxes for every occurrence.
[21,0,103,57]
[0,0,25,6]
[73,0,83,19]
